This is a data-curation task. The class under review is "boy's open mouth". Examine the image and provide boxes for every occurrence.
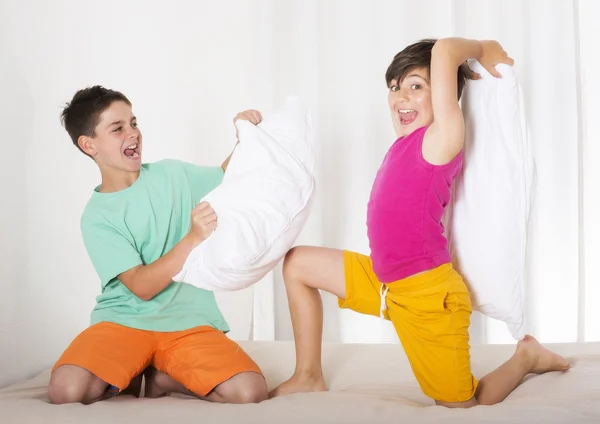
[399,109,418,125]
[123,143,140,159]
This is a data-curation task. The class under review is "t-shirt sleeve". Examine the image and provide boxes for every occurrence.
[81,218,143,288]
[178,161,224,203]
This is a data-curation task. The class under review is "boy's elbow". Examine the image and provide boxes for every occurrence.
[125,280,153,301]
[118,266,155,301]
[130,279,165,301]
[130,281,159,301]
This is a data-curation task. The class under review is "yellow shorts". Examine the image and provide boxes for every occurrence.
[339,251,478,403]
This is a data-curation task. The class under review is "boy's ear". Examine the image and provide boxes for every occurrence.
[78,135,97,157]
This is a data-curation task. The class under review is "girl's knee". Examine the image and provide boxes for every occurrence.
[282,246,308,282]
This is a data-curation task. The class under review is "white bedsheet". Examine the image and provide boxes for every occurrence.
[1,341,599,424]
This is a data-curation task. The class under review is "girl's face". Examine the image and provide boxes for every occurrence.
[388,67,433,138]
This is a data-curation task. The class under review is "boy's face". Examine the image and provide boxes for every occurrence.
[388,67,433,138]
[79,100,142,173]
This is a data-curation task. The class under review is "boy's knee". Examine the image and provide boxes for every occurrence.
[219,372,268,404]
[48,365,106,405]
[235,383,268,404]
[48,383,83,405]
[48,375,87,404]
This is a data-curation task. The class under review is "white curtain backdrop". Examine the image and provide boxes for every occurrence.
[1,0,599,388]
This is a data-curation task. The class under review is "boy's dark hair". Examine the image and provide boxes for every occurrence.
[60,85,131,156]
[385,38,466,101]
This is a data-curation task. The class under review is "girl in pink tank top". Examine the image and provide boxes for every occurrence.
[271,37,571,408]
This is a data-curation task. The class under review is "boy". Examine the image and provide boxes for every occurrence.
[48,86,267,405]
[270,38,570,408]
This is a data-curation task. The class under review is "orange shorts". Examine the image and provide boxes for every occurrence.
[52,322,262,396]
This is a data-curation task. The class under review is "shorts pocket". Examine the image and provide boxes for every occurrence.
[443,281,472,314]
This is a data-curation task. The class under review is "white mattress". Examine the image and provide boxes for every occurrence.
[1,340,599,423]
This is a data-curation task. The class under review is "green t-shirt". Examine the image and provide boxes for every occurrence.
[80,159,229,333]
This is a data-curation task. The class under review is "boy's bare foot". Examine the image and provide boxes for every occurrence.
[119,373,143,397]
[143,367,171,398]
[517,335,571,374]
[269,372,327,398]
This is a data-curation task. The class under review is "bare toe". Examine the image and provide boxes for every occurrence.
[518,335,571,374]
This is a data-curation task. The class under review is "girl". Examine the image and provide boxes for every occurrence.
[270,38,570,408]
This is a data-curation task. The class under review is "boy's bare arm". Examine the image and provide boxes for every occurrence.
[133,109,264,298]
[118,202,217,300]
[221,141,239,172]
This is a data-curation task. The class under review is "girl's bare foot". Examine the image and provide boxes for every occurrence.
[269,372,327,398]
[517,335,571,374]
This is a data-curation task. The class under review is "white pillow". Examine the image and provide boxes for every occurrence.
[173,96,315,291]
[445,61,534,340]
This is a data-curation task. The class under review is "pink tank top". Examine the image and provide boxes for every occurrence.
[367,126,463,283]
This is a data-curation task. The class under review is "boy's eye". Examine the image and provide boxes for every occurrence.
[390,85,399,92]
[132,122,138,128]
[411,84,422,90]
[113,126,122,132]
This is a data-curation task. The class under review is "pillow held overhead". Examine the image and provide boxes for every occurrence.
[446,61,534,340]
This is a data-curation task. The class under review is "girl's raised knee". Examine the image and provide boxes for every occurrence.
[282,246,307,282]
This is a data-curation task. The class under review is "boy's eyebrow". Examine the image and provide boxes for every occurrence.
[106,117,136,128]
[106,120,124,128]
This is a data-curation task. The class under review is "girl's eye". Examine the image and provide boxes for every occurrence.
[411,84,422,90]
[113,127,122,132]
[390,85,399,92]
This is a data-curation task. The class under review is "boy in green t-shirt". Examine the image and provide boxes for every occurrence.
[48,86,267,405]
